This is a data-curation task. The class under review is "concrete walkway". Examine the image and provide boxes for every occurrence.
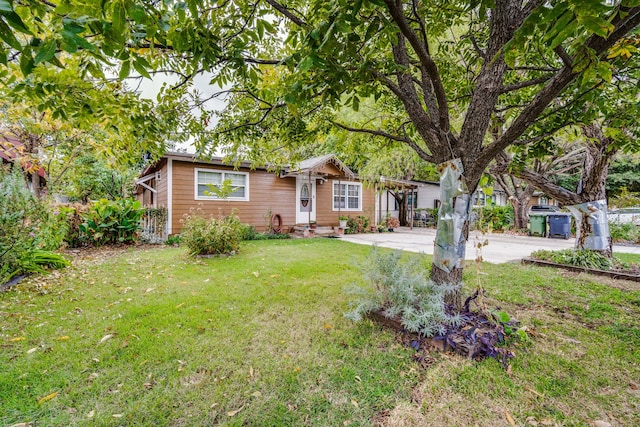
[339,227,640,264]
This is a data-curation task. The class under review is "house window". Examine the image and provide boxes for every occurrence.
[394,191,418,210]
[333,181,362,211]
[195,168,249,201]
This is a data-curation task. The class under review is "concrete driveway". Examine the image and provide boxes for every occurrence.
[339,227,640,264]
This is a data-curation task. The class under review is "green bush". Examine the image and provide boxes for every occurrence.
[79,198,143,246]
[474,205,514,232]
[346,215,370,233]
[609,222,640,243]
[165,235,182,246]
[180,209,242,256]
[0,168,69,284]
[345,248,463,337]
[531,249,615,270]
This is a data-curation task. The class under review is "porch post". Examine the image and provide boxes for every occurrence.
[410,186,414,230]
[308,170,312,226]
[338,178,342,218]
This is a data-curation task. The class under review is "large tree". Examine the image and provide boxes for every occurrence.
[3,0,640,305]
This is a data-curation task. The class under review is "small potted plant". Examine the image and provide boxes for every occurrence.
[338,216,348,228]
[386,216,400,231]
[309,220,317,229]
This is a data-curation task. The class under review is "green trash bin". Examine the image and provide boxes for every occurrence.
[529,214,547,237]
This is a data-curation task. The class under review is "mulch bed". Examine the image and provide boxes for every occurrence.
[368,304,519,367]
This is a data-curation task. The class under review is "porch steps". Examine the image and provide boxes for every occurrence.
[292,225,342,238]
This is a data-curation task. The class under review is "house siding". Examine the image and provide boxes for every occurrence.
[156,159,168,208]
[315,180,375,226]
[170,160,297,234]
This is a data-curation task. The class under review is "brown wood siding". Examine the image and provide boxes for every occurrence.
[170,161,296,233]
[156,159,168,208]
[315,180,375,226]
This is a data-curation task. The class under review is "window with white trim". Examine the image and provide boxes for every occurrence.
[333,181,362,211]
[195,168,249,200]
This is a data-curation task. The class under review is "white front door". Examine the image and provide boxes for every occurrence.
[296,176,316,224]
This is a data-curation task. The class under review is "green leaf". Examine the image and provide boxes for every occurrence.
[119,59,130,79]
[0,0,12,13]
[578,15,614,38]
[112,0,126,41]
[549,20,579,49]
[0,46,6,64]
[0,17,20,50]
[133,57,150,78]
[34,39,57,64]
[19,47,34,76]
[0,10,32,35]
[298,55,314,72]
[597,62,612,82]
[544,10,574,45]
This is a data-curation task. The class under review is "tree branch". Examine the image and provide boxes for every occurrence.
[330,120,435,163]
[264,0,308,27]
[500,75,553,94]
[383,0,450,130]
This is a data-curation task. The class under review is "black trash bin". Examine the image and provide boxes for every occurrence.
[548,213,571,239]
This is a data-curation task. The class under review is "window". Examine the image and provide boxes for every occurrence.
[394,191,418,210]
[195,168,249,201]
[333,181,362,211]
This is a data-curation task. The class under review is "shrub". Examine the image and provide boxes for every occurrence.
[0,168,69,284]
[239,224,259,240]
[474,205,514,232]
[165,235,182,246]
[345,248,463,337]
[609,222,640,243]
[239,223,291,241]
[79,198,143,246]
[386,216,400,229]
[1,168,42,280]
[180,209,242,256]
[426,208,439,226]
[531,249,615,270]
[346,215,370,233]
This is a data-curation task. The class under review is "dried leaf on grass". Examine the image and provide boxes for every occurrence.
[505,410,516,426]
[37,391,58,405]
[226,406,244,417]
[98,334,114,344]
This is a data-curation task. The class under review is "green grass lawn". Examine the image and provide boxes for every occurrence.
[1,239,639,426]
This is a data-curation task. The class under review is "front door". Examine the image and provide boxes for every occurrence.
[296,176,316,224]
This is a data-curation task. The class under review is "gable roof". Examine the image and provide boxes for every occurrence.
[285,154,356,179]
[140,152,357,180]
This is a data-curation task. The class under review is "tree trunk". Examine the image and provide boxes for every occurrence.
[509,190,534,230]
[430,265,464,308]
[31,170,41,199]
[430,159,475,312]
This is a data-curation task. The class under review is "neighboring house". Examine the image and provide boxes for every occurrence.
[136,152,376,235]
[528,192,559,208]
[377,178,441,224]
[378,178,509,225]
[0,134,47,192]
